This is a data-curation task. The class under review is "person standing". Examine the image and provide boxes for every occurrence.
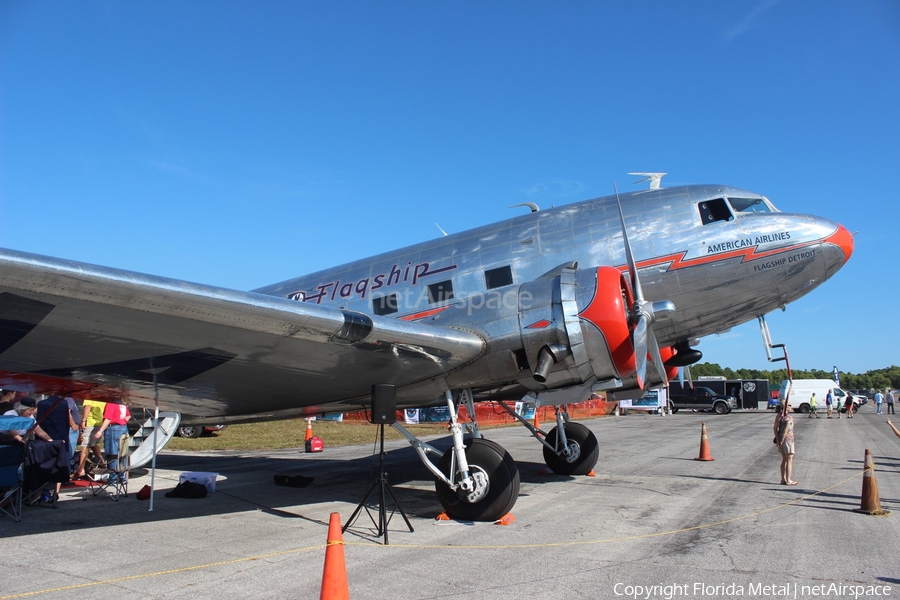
[875,390,884,415]
[65,397,81,467]
[809,393,819,418]
[774,404,797,485]
[844,394,855,418]
[36,396,76,474]
[825,390,834,418]
[74,399,107,478]
[91,399,131,482]
[887,390,895,415]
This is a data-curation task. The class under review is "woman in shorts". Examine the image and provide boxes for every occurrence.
[774,404,797,485]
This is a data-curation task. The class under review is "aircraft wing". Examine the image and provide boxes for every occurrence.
[0,248,485,420]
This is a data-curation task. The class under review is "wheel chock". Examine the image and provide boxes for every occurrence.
[494,514,515,526]
[539,467,554,476]
[586,470,596,477]
[435,512,451,521]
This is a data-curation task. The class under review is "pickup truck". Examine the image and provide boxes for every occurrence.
[668,386,737,414]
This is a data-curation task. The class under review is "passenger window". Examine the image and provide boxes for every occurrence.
[373,294,398,316]
[427,280,454,304]
[485,266,513,289]
[698,198,734,224]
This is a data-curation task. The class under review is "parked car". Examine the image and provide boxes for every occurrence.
[849,390,870,403]
[668,386,737,414]
[177,424,226,438]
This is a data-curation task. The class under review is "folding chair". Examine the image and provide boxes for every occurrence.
[85,433,131,501]
[22,440,69,509]
[0,444,25,521]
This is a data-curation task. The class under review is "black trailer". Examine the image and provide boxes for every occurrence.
[672,378,769,410]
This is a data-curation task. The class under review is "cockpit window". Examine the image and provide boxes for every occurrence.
[698,198,734,224]
[727,197,772,214]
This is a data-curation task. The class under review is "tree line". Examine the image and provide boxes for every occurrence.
[688,363,900,391]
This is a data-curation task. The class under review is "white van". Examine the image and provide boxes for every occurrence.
[777,379,857,413]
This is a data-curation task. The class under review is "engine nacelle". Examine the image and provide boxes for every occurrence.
[440,265,640,394]
[518,266,638,389]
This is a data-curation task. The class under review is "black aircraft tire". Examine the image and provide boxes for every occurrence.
[435,438,520,522]
[542,422,600,476]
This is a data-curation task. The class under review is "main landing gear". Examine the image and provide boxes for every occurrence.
[392,390,599,521]
[392,390,520,522]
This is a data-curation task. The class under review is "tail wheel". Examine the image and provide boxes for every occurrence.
[542,422,599,476]
[435,438,520,522]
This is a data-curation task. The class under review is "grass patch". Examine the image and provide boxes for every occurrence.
[164,419,477,452]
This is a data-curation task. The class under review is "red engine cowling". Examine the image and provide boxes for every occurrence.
[515,266,638,390]
[575,266,637,381]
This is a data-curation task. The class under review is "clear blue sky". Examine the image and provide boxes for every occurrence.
[1,2,897,376]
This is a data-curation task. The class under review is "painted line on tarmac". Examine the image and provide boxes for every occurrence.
[0,545,322,599]
[2,468,872,599]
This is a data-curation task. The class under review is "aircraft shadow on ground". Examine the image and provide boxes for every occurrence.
[3,437,567,538]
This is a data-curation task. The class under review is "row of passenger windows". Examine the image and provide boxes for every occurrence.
[372,265,513,316]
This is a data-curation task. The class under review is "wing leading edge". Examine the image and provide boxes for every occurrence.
[0,248,485,420]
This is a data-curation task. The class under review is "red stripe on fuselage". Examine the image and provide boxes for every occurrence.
[399,306,453,321]
[525,319,552,329]
[616,232,839,275]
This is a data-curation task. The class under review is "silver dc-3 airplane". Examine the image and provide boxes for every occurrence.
[0,174,853,521]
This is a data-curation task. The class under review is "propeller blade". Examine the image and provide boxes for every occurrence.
[613,183,644,304]
[633,315,649,389]
[685,364,694,389]
[647,327,668,385]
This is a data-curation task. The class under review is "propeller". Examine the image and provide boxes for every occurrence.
[678,364,694,389]
[614,183,675,389]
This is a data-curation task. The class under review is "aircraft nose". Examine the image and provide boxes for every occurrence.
[826,223,854,265]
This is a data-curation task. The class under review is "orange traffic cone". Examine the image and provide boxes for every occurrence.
[320,512,350,600]
[305,418,314,442]
[854,449,889,516]
[533,409,540,431]
[694,422,715,461]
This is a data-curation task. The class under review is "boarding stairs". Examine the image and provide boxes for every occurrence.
[127,411,181,469]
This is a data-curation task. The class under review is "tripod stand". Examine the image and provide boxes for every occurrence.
[342,422,414,545]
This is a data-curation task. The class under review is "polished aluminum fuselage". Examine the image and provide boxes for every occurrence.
[0,184,850,421]
[258,184,846,355]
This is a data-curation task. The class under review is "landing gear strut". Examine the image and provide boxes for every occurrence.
[495,402,600,476]
[435,437,519,521]
[391,390,520,522]
[542,421,599,475]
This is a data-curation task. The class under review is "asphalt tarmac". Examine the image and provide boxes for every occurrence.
[2,405,899,600]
